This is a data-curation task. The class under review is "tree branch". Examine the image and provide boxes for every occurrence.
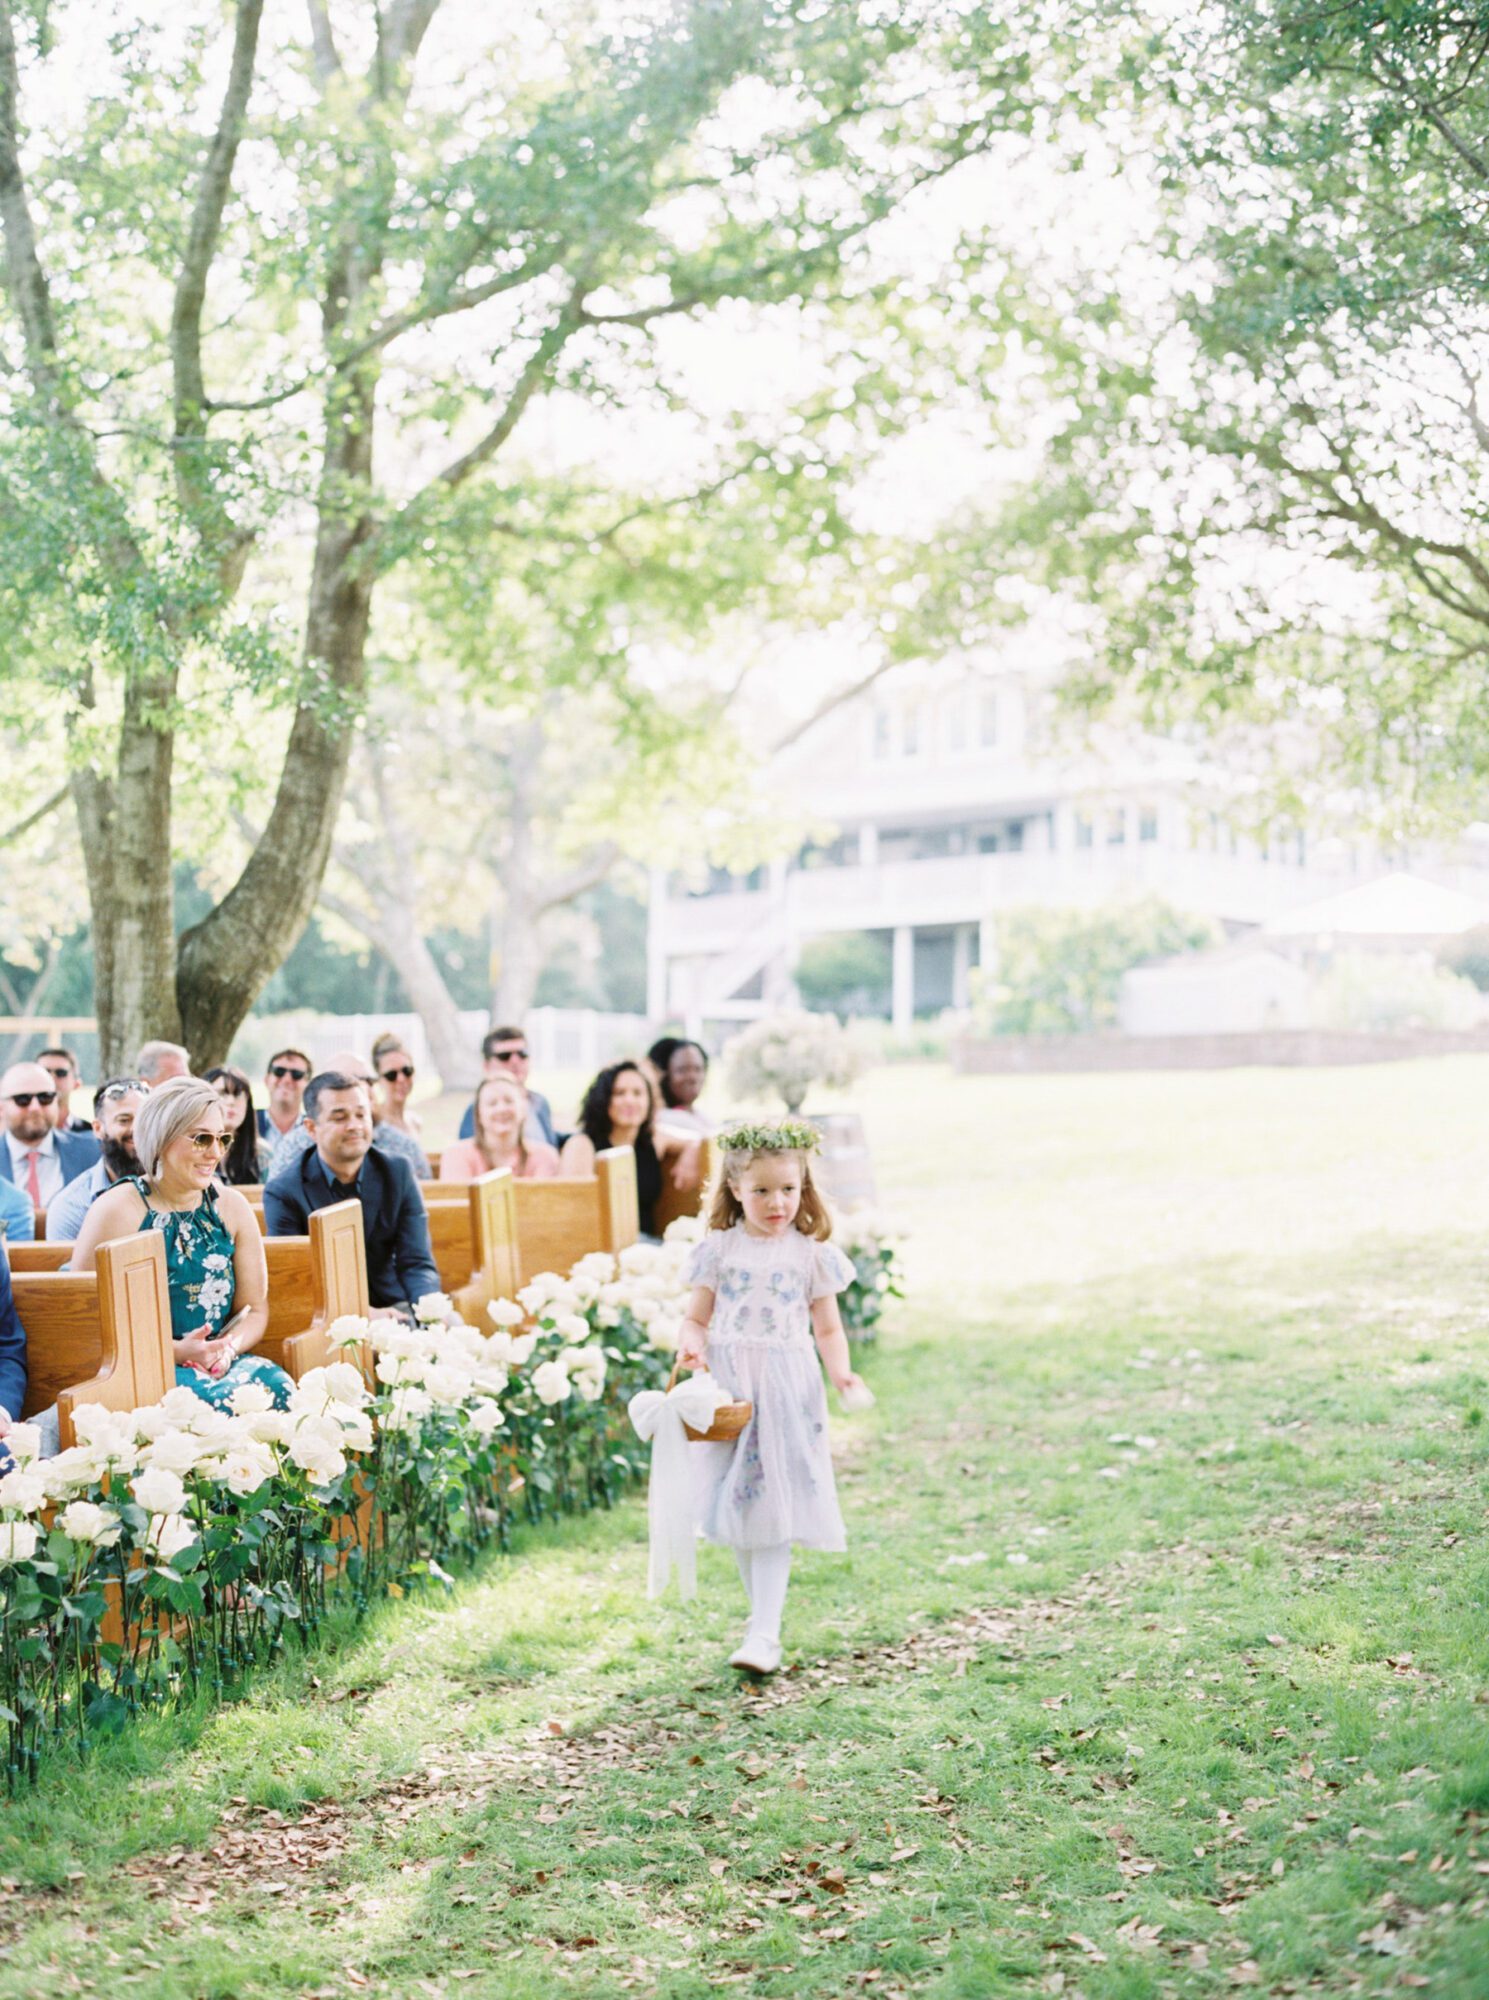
[170,0,264,584]
[0,3,62,402]
[306,0,340,84]
[0,781,68,848]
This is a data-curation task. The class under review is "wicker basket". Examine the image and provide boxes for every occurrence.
[667,1361,752,1443]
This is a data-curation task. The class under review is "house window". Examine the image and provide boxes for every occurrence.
[1106,809,1127,846]
[1139,806,1159,843]
[902,705,921,756]
[1074,812,1095,850]
[978,691,998,747]
[943,693,967,754]
[872,707,892,759]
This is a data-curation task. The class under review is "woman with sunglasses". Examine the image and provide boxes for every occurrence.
[203,1065,272,1185]
[71,1077,291,1410]
[370,1033,423,1147]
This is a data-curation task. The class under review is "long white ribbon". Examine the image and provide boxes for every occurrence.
[628,1372,730,1600]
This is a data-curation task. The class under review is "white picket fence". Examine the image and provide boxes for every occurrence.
[230,1007,652,1089]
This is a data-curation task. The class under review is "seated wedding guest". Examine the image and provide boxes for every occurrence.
[264,1071,439,1318]
[559,1059,697,1239]
[438,1074,560,1182]
[0,1179,33,1245]
[265,1051,430,1181]
[458,1025,558,1148]
[72,1077,290,1411]
[136,1039,191,1085]
[46,1076,148,1243]
[0,1061,99,1212]
[204,1065,271,1185]
[0,1242,41,1461]
[371,1032,424,1143]
[647,1036,714,1136]
[38,1047,93,1136]
[257,1047,311,1145]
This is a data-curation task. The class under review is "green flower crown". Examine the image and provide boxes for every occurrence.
[718,1120,820,1154]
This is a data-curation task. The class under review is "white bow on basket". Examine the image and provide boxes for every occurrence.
[627,1368,732,1600]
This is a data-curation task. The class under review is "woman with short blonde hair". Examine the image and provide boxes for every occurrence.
[72,1076,290,1410]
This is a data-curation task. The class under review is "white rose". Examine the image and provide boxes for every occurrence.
[145,1513,196,1563]
[58,1500,123,1548]
[132,1467,187,1517]
[424,1364,473,1408]
[663,1215,705,1244]
[468,1398,506,1438]
[516,1272,566,1314]
[327,1314,372,1347]
[375,1352,422,1388]
[130,1404,174,1442]
[551,1313,590,1342]
[288,1432,346,1484]
[508,1332,538,1366]
[219,1446,275,1498]
[333,1411,374,1453]
[413,1291,453,1324]
[229,1381,274,1417]
[41,1447,99,1503]
[323,1362,367,1406]
[488,1298,525,1328]
[472,1363,510,1397]
[571,1251,617,1282]
[381,1386,432,1433]
[531,1360,571,1407]
[594,1302,620,1329]
[246,1410,293,1447]
[160,1385,205,1426]
[0,1522,39,1564]
[142,1429,202,1476]
[0,1468,45,1514]
[2,1421,41,1466]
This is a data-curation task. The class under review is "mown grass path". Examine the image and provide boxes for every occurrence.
[1,1062,1487,1997]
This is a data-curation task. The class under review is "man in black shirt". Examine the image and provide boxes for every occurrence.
[263,1071,440,1317]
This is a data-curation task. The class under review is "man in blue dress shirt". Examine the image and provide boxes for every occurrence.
[263,1072,440,1317]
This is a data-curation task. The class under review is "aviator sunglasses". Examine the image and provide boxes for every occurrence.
[379,1064,415,1082]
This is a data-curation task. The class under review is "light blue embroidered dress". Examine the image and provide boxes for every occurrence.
[127,1178,292,1411]
[684,1225,854,1552]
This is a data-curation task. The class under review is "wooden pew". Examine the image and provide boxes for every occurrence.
[653,1137,715,1237]
[510,1146,638,1284]
[283,1201,371,1381]
[424,1192,478,1296]
[453,1171,519,1326]
[8,1242,73,1273]
[12,1233,174,1448]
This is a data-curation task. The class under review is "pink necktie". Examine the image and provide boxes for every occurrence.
[24,1151,41,1207]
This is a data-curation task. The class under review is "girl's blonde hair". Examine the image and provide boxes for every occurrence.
[473,1073,530,1170]
[707,1147,833,1241]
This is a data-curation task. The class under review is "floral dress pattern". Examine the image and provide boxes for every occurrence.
[128,1178,291,1411]
[684,1225,854,1552]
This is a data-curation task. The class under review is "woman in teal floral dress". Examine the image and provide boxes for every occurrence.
[72,1077,292,1410]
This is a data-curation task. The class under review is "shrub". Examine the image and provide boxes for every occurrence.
[974,899,1216,1035]
[725,1009,868,1112]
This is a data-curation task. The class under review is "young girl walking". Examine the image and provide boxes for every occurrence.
[677,1120,870,1675]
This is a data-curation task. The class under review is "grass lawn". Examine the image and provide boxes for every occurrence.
[2,1058,1488,1997]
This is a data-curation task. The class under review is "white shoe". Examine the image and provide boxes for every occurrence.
[728,1633,782,1675]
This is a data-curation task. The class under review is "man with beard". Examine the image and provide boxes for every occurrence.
[46,1078,149,1243]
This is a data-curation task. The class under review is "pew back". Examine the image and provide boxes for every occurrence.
[282,1200,370,1380]
[8,1243,72,1273]
[509,1147,638,1283]
[653,1137,715,1237]
[55,1233,174,1445]
[454,1170,519,1326]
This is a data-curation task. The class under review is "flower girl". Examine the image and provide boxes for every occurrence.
[677,1120,870,1674]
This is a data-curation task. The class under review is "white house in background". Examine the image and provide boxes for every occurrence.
[1120,945,1313,1037]
[648,655,1374,1036]
[1260,870,1488,951]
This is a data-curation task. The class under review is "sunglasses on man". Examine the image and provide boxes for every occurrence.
[97,1080,151,1104]
[5,1091,56,1108]
[490,1048,529,1064]
[379,1064,415,1082]
[269,1064,309,1081]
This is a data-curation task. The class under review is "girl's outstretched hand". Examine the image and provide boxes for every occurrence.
[676,1323,709,1370]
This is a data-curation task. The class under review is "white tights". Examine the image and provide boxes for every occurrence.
[734,1542,793,1644]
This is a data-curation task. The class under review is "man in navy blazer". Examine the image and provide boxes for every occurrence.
[0,1062,99,1212]
[0,1248,29,1448]
[263,1071,440,1316]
